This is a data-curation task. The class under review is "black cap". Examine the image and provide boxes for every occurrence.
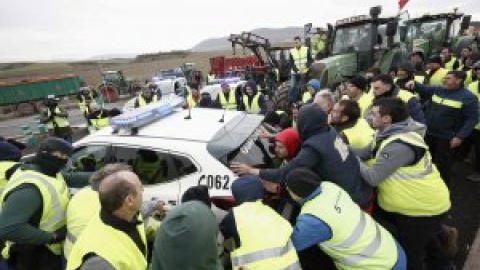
[348,76,367,91]
[37,138,74,157]
[428,55,442,64]
[285,168,321,198]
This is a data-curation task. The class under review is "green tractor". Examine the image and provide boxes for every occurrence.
[309,6,408,88]
[402,11,476,58]
[98,70,141,102]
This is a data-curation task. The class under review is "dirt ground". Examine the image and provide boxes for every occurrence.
[0,50,236,86]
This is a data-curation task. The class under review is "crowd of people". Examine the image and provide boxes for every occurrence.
[1,38,480,270]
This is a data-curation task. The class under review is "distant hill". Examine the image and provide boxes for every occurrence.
[191,27,304,52]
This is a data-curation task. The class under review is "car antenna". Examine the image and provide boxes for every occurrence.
[219,107,227,123]
[184,106,192,120]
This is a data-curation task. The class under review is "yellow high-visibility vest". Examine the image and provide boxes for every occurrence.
[66,214,147,270]
[243,93,261,114]
[219,91,237,110]
[302,182,399,269]
[231,201,300,270]
[88,112,109,134]
[426,68,448,86]
[45,107,70,130]
[64,187,99,258]
[343,118,374,149]
[0,161,17,194]
[444,56,458,71]
[375,132,451,216]
[290,46,309,74]
[138,94,158,107]
[1,170,69,256]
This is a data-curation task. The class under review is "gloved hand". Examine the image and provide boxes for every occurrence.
[49,226,67,243]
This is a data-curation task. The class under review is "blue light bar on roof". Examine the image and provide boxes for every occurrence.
[222,77,241,84]
[111,96,184,129]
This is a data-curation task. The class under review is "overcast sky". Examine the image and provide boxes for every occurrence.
[0,0,478,62]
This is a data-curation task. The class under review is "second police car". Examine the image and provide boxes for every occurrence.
[63,95,268,217]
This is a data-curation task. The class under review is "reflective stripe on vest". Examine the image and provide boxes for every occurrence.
[243,93,261,114]
[138,94,158,107]
[219,91,237,110]
[376,132,451,216]
[432,94,462,109]
[290,46,309,74]
[468,81,480,130]
[301,182,398,269]
[66,215,147,270]
[232,201,300,270]
[1,170,69,255]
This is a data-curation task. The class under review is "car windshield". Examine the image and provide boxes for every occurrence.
[332,23,372,54]
[407,19,447,41]
[227,128,272,168]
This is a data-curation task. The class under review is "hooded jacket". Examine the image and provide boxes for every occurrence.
[260,105,372,207]
[239,80,266,114]
[275,128,300,161]
[355,118,428,187]
[151,201,222,270]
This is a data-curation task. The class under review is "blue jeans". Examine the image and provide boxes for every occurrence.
[288,74,301,104]
[392,242,407,270]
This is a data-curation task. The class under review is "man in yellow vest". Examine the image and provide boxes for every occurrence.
[0,138,73,270]
[285,168,406,270]
[206,70,216,85]
[0,141,22,194]
[425,55,449,86]
[134,84,160,108]
[40,95,73,143]
[66,165,148,270]
[77,87,102,120]
[240,80,266,114]
[64,163,163,260]
[86,102,111,134]
[346,76,372,117]
[215,82,239,110]
[330,99,374,149]
[440,47,460,71]
[289,36,313,104]
[369,74,425,124]
[355,98,453,270]
[220,176,301,270]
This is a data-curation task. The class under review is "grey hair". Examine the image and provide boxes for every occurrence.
[90,163,132,191]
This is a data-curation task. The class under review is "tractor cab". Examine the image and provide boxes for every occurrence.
[403,12,472,57]
[310,6,408,88]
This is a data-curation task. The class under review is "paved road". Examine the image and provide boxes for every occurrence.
[0,100,128,139]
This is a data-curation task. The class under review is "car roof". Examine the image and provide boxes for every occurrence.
[91,108,245,143]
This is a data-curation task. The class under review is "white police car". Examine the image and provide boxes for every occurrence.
[63,96,268,215]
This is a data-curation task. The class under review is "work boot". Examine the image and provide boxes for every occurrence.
[467,173,480,183]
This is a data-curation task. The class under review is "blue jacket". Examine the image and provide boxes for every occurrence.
[259,105,372,207]
[414,83,478,140]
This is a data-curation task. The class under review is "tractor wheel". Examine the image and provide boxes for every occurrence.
[17,102,36,117]
[98,84,119,103]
